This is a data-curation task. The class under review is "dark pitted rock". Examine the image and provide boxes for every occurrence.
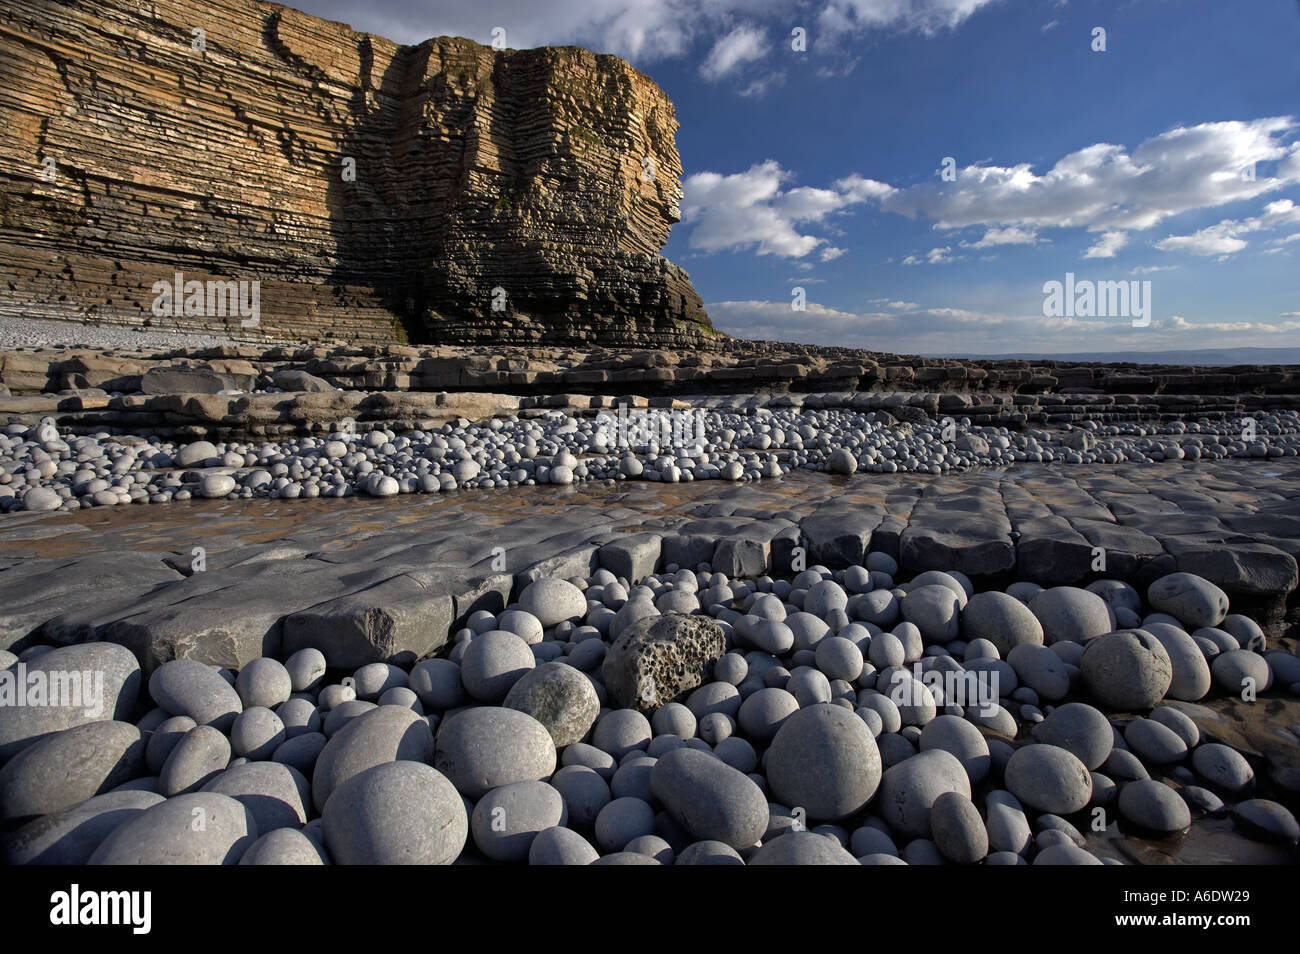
[1147,573,1230,629]
[766,703,882,821]
[322,761,467,864]
[1079,630,1172,711]
[434,707,556,799]
[1,790,163,865]
[503,662,600,747]
[749,830,859,865]
[0,641,141,762]
[149,659,243,732]
[1004,744,1092,814]
[0,720,144,822]
[88,792,257,864]
[602,613,726,714]
[650,747,768,850]
[311,704,433,812]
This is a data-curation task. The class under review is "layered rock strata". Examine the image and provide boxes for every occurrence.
[0,0,710,346]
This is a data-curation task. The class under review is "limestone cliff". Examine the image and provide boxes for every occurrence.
[0,0,713,346]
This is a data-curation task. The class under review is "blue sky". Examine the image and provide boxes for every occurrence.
[290,0,1300,355]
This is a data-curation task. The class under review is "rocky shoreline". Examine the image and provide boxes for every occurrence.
[2,341,1299,866]
[1,536,1297,865]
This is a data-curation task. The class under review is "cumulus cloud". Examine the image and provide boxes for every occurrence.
[1084,231,1129,259]
[682,119,1300,264]
[681,160,878,258]
[879,118,1299,233]
[1155,198,1300,257]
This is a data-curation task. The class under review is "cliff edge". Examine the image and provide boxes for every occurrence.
[0,0,714,346]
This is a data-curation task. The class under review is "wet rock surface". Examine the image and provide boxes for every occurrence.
[2,399,1300,866]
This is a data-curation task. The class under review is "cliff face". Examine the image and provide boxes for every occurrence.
[0,0,712,346]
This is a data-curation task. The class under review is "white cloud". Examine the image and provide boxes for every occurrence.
[1155,198,1300,257]
[706,297,1300,354]
[878,118,1299,233]
[820,246,847,261]
[819,0,1001,37]
[681,160,878,258]
[1155,227,1248,257]
[1131,265,1178,274]
[700,25,768,80]
[835,174,897,202]
[684,119,1300,264]
[1041,19,1061,32]
[902,246,956,264]
[293,0,997,75]
[963,226,1040,248]
[1084,231,1129,259]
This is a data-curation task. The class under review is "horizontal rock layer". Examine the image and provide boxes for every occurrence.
[3,461,1298,663]
[3,341,1300,438]
[0,0,710,346]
